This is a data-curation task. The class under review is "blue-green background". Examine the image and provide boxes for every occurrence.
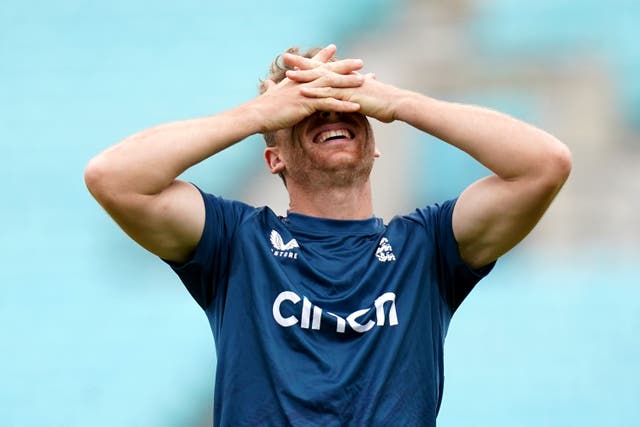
[1,1,638,426]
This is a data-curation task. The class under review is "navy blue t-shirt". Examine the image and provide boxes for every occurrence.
[165,188,495,427]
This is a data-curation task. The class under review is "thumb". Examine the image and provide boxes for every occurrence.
[262,79,276,92]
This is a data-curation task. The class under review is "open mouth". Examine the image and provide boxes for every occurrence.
[313,128,355,144]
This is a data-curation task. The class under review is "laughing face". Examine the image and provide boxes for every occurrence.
[266,111,378,188]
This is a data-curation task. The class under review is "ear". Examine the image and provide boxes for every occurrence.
[374,147,381,158]
[264,146,285,175]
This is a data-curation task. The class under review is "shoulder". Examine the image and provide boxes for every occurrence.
[197,188,281,231]
[389,199,457,231]
[198,189,257,217]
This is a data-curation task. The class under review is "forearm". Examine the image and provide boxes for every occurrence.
[393,91,571,182]
[86,101,264,196]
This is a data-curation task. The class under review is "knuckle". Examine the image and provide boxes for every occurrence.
[323,74,337,85]
[346,75,361,85]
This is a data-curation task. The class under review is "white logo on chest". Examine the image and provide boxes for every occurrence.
[375,237,396,262]
[270,230,299,259]
[272,291,399,334]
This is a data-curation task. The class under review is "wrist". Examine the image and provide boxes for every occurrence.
[392,90,440,125]
[390,89,417,123]
[235,98,272,135]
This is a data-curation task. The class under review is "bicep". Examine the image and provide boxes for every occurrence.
[452,174,563,269]
[100,180,205,263]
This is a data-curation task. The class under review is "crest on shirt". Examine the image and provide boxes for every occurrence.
[269,230,299,259]
[375,237,396,262]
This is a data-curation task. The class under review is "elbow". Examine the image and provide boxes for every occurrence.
[537,140,572,191]
[84,155,116,204]
[549,140,573,183]
[84,156,102,194]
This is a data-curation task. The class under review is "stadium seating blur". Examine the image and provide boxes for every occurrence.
[1,0,638,426]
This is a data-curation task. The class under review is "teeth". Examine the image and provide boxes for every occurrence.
[316,129,352,143]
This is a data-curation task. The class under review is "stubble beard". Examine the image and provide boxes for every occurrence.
[301,158,373,189]
[285,124,375,190]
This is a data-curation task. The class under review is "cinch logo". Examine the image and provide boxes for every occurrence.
[272,291,399,333]
[270,230,299,259]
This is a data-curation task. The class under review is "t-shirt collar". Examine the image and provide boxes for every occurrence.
[282,211,384,235]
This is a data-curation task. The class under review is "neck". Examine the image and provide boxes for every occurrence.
[286,179,374,220]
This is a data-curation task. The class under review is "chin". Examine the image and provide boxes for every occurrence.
[320,158,375,184]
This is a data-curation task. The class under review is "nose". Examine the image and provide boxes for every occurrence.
[319,111,342,120]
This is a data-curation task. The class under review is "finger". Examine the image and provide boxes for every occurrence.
[282,45,337,71]
[262,79,276,91]
[283,54,363,79]
[311,97,360,113]
[324,73,364,88]
[285,67,322,83]
[300,86,340,99]
[287,70,364,88]
[311,44,337,63]
[364,72,377,80]
[291,58,362,75]
[283,53,323,71]
[286,67,364,86]
[327,58,364,74]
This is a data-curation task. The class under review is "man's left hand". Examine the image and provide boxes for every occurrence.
[283,52,401,123]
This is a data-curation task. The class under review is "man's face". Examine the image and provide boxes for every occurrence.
[272,111,377,188]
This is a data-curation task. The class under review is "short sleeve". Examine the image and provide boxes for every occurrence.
[163,187,255,310]
[418,198,496,314]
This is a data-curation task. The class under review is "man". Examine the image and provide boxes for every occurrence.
[85,44,571,426]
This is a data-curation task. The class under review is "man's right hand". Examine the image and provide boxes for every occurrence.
[84,44,368,264]
[253,45,368,133]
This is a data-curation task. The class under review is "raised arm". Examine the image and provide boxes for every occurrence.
[393,94,572,268]
[84,45,364,263]
[84,107,261,263]
[288,62,572,269]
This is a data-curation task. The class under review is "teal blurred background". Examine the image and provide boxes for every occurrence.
[1,0,638,426]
